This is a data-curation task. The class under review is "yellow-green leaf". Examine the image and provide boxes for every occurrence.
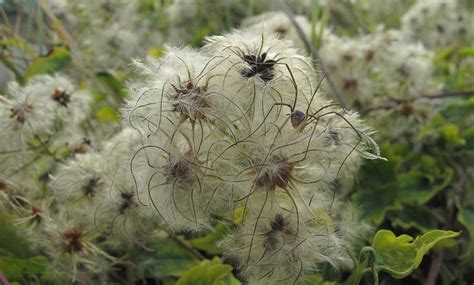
[188,224,228,254]
[176,257,241,285]
[24,47,71,80]
[372,230,460,279]
[96,106,119,122]
[0,256,48,282]
[0,215,31,258]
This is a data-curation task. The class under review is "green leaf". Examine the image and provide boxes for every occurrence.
[353,143,452,225]
[297,274,336,285]
[456,199,474,259]
[96,106,119,122]
[357,143,402,187]
[395,170,452,204]
[189,224,228,254]
[458,47,474,58]
[0,256,48,281]
[24,46,71,80]
[96,71,127,99]
[129,236,199,280]
[371,229,460,279]
[390,206,438,232]
[352,184,402,225]
[440,124,465,146]
[0,215,31,258]
[462,127,474,149]
[187,22,215,47]
[176,257,241,285]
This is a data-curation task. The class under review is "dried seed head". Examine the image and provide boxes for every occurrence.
[32,205,42,215]
[342,53,353,62]
[83,175,102,197]
[365,50,375,61]
[163,150,197,184]
[264,214,297,251]
[10,104,34,124]
[253,155,294,190]
[52,88,71,107]
[274,27,288,38]
[61,228,85,254]
[240,52,277,82]
[118,191,135,214]
[324,130,342,147]
[343,78,358,90]
[172,81,211,123]
[31,205,43,222]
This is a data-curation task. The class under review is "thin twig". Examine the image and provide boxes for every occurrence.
[0,271,10,285]
[277,0,348,109]
[425,250,445,285]
[425,153,467,285]
[362,89,474,114]
[169,234,206,260]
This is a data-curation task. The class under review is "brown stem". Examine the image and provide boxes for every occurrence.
[362,90,474,114]
[0,271,9,285]
[425,153,467,285]
[425,250,445,285]
[277,0,348,109]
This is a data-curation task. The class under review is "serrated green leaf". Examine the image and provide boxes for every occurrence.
[352,184,402,225]
[176,257,240,285]
[372,229,460,279]
[390,206,438,232]
[24,46,71,80]
[396,169,452,204]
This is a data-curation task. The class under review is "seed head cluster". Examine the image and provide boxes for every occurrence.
[1,28,381,284]
[122,28,381,283]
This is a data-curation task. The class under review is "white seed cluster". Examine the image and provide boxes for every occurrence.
[0,74,113,282]
[0,74,92,189]
[47,0,164,70]
[123,29,380,283]
[316,29,437,140]
[401,0,473,48]
[320,29,435,107]
[0,29,381,284]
